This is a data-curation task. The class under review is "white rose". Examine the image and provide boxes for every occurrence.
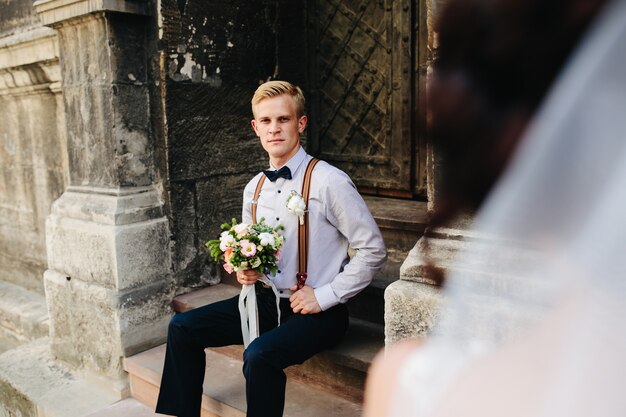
[287,197,306,216]
[286,191,307,225]
[219,233,235,251]
[233,223,250,237]
[258,232,275,247]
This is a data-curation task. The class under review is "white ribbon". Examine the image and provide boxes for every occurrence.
[238,275,281,348]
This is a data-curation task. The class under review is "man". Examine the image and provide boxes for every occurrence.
[156,80,386,417]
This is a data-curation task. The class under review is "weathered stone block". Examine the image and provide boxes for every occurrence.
[169,182,199,276]
[43,270,73,358]
[166,174,251,288]
[399,231,474,285]
[61,82,153,188]
[160,0,280,84]
[385,230,471,344]
[196,174,251,244]
[0,231,46,293]
[56,16,111,84]
[384,279,441,345]
[44,186,173,379]
[46,187,170,290]
[0,0,40,34]
[45,270,123,373]
[118,281,172,356]
[114,219,171,289]
[0,27,67,293]
[0,281,48,343]
[46,217,116,289]
[106,13,149,83]
[62,85,117,186]
[166,83,267,182]
[45,269,172,380]
[46,215,170,290]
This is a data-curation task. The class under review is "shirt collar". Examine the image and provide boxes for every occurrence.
[269,146,308,177]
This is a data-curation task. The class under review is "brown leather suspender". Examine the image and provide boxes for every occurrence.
[251,158,320,289]
[251,175,266,225]
[296,158,320,289]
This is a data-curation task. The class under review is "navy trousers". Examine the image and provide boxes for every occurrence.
[155,286,349,417]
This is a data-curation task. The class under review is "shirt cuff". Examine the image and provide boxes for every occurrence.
[314,284,340,311]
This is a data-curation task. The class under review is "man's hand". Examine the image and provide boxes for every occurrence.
[289,285,322,314]
[237,269,260,286]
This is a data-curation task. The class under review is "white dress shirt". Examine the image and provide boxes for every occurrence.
[242,146,387,311]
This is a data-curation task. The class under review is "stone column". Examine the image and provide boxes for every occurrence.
[34,0,171,394]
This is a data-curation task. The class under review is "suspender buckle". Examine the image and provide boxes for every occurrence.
[296,272,308,289]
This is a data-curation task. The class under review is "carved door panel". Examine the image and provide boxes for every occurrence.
[307,0,426,197]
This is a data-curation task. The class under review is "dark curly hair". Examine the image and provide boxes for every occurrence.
[426,0,608,283]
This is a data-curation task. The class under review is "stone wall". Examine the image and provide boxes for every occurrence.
[158,0,308,289]
[0,0,40,35]
[0,1,68,293]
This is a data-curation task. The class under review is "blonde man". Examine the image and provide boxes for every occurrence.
[156,81,386,417]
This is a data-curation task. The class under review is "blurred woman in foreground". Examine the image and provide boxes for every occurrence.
[364,0,626,416]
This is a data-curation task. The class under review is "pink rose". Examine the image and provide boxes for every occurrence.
[223,263,233,274]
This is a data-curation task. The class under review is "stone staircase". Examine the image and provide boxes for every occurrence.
[0,281,49,353]
[123,284,380,416]
[119,196,427,417]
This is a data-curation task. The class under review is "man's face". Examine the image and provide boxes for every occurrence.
[251,94,307,168]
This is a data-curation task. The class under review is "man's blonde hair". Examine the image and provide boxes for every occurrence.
[251,81,306,117]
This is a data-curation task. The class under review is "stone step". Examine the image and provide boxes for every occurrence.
[170,283,241,313]
[0,281,49,351]
[346,284,385,325]
[124,343,363,417]
[84,398,167,417]
[171,285,384,403]
[363,196,428,251]
[0,338,121,417]
[364,196,428,285]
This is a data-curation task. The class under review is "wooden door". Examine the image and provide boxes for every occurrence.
[306,0,427,198]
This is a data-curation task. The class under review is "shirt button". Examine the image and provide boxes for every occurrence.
[279,290,283,294]
[277,190,281,194]
[276,217,280,221]
[278,270,282,273]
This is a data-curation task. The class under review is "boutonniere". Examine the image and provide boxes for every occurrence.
[286,190,306,225]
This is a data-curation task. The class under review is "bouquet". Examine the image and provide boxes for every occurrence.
[206,218,285,348]
[206,218,284,276]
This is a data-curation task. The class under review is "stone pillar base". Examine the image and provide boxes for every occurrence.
[384,279,441,345]
[384,229,469,345]
[385,225,527,346]
[45,186,172,387]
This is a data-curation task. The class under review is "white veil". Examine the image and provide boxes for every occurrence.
[392,0,626,415]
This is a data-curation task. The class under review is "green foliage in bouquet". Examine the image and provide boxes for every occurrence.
[206,218,284,276]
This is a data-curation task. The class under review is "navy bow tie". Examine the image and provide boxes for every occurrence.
[263,166,292,182]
